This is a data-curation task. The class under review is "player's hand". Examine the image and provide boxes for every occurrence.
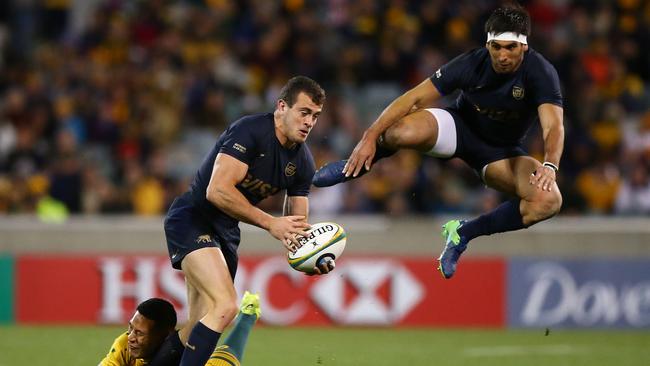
[343,131,378,178]
[269,216,311,251]
[307,257,336,276]
[530,165,556,192]
[284,237,303,254]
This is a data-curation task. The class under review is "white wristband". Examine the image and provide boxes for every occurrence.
[542,162,559,172]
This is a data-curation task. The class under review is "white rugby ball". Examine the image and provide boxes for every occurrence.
[287,222,347,274]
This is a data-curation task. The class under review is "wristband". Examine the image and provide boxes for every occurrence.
[542,162,559,172]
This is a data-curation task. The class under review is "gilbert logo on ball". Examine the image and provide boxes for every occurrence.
[287,222,347,273]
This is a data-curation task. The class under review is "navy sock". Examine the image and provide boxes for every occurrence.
[148,331,184,366]
[179,322,221,366]
[459,199,526,242]
[221,312,256,361]
[373,138,396,163]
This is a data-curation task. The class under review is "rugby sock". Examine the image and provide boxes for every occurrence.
[373,137,397,163]
[179,321,221,366]
[220,312,256,361]
[147,330,184,366]
[209,346,241,366]
[459,199,526,241]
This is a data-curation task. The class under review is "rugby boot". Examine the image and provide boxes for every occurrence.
[239,291,261,320]
[437,219,468,279]
[312,159,368,187]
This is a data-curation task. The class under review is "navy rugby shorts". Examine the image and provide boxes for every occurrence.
[428,108,527,179]
[164,193,239,280]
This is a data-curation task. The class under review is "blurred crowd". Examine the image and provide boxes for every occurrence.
[0,0,648,218]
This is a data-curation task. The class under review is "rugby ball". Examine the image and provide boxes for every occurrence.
[287,222,346,274]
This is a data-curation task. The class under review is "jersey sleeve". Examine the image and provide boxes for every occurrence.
[528,55,563,107]
[286,149,316,197]
[429,50,476,95]
[99,333,131,366]
[218,120,258,165]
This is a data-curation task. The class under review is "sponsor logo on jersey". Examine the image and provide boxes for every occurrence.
[473,103,521,122]
[435,68,442,78]
[195,234,212,244]
[512,86,525,100]
[240,174,281,198]
[285,162,297,176]
[233,143,247,153]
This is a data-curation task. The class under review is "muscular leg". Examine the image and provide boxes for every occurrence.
[381,109,440,152]
[438,156,562,279]
[179,280,210,343]
[313,109,443,187]
[485,156,562,225]
[458,156,562,242]
[179,247,239,366]
[147,257,213,366]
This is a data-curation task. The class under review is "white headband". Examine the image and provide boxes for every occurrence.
[486,32,527,45]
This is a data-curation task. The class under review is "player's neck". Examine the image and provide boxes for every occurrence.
[274,127,297,149]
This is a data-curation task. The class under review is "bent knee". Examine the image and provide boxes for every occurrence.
[214,299,239,321]
[384,121,412,147]
[383,113,436,150]
[530,190,562,221]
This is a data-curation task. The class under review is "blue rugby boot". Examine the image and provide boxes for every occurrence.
[312,159,368,187]
[437,219,468,279]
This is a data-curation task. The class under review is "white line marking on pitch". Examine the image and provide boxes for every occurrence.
[463,345,584,357]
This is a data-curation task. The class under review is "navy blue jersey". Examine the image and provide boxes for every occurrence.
[430,47,562,146]
[187,113,315,228]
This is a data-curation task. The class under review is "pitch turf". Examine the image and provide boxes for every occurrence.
[0,326,648,365]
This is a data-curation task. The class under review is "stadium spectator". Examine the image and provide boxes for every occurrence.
[0,0,647,217]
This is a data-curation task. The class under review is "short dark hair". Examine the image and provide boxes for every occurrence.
[484,3,531,37]
[136,298,177,332]
[278,76,326,107]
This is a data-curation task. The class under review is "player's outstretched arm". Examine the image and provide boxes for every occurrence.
[344,78,441,177]
[530,103,564,192]
[206,153,310,248]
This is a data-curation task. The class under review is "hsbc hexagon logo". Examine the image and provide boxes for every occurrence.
[96,256,425,326]
[311,260,425,325]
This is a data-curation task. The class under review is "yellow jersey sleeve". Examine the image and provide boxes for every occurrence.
[99,332,146,366]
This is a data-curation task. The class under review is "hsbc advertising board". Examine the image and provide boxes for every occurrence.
[508,259,650,328]
[15,255,505,327]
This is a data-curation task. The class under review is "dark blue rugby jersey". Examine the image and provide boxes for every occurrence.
[430,47,562,146]
[188,113,315,226]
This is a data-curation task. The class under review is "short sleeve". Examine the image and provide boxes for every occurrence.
[99,333,130,366]
[528,56,563,108]
[218,120,258,165]
[429,50,476,95]
[286,149,315,197]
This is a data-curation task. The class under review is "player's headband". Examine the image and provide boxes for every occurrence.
[486,32,527,45]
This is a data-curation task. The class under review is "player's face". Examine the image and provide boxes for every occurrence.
[277,91,322,146]
[126,311,166,360]
[487,40,528,74]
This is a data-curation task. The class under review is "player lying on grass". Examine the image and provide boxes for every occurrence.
[313,3,563,279]
[99,291,261,366]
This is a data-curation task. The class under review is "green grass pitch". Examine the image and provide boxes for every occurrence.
[0,325,648,365]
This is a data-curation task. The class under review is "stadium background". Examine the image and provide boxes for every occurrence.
[0,0,649,365]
